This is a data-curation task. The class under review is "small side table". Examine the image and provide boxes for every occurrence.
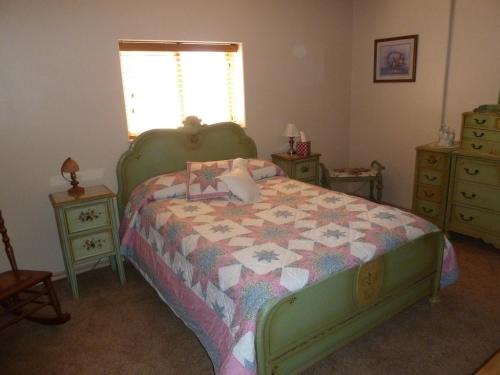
[321,160,385,202]
[271,152,321,185]
[50,185,126,299]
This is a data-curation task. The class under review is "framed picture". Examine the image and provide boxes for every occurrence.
[373,34,418,82]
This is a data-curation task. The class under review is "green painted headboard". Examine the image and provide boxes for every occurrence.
[116,122,258,217]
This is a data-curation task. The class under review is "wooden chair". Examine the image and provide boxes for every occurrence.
[0,210,70,331]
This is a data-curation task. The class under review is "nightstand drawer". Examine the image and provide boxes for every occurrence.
[450,204,500,233]
[65,202,111,234]
[294,160,317,180]
[464,113,500,131]
[456,158,500,186]
[415,200,441,218]
[418,169,443,186]
[70,230,115,261]
[418,152,446,170]
[416,185,442,203]
[453,181,500,211]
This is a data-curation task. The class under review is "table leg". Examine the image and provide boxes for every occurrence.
[376,175,383,203]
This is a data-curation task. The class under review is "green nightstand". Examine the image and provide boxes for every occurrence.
[271,152,321,185]
[50,185,126,299]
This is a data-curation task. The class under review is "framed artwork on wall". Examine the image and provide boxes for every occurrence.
[373,34,418,83]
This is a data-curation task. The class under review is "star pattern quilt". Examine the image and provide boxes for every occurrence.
[120,173,458,375]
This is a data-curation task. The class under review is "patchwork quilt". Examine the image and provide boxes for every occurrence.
[121,173,458,375]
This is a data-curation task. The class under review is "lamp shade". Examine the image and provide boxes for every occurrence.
[283,123,299,137]
[61,157,80,173]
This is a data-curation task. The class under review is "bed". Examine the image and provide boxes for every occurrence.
[117,122,458,375]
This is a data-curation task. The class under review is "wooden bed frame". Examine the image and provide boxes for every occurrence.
[116,122,444,375]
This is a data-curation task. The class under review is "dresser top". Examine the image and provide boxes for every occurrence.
[416,142,460,153]
[49,185,115,207]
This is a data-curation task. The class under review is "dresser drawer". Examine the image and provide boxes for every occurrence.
[464,113,500,130]
[65,201,111,234]
[461,139,500,156]
[418,169,443,186]
[415,200,441,218]
[449,204,500,233]
[453,181,500,211]
[416,185,442,203]
[294,160,317,180]
[70,230,115,261]
[462,127,500,143]
[418,151,446,170]
[455,158,500,186]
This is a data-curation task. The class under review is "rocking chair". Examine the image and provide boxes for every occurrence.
[0,210,70,331]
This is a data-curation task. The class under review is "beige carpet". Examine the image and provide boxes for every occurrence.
[1,235,499,374]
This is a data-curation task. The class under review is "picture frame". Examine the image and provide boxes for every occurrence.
[373,34,418,83]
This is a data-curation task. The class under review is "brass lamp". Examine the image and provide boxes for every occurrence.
[60,157,85,196]
[284,123,300,155]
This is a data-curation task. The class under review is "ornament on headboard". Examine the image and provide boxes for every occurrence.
[437,123,455,147]
[182,116,206,129]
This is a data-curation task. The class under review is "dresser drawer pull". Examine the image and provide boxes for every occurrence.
[472,131,485,138]
[424,174,437,182]
[471,143,483,150]
[301,165,310,173]
[474,118,487,125]
[423,191,435,198]
[458,213,474,222]
[464,168,479,176]
[425,157,438,165]
[78,209,102,223]
[460,192,476,200]
[83,238,105,251]
[421,207,434,214]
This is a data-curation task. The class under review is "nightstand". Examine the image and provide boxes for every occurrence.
[50,185,126,299]
[271,153,321,185]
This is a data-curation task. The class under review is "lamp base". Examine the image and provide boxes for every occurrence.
[68,186,85,196]
[288,137,296,155]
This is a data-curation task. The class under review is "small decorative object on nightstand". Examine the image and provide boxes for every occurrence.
[50,185,126,299]
[271,152,321,185]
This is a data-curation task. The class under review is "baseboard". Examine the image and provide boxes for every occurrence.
[52,257,111,281]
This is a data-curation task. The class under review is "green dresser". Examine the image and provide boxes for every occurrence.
[445,110,500,249]
[412,144,458,229]
[50,185,126,298]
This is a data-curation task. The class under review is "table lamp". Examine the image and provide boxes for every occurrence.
[60,157,85,196]
[284,123,300,155]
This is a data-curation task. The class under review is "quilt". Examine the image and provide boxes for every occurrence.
[121,173,458,375]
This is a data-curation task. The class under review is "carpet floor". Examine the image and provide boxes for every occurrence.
[1,234,499,374]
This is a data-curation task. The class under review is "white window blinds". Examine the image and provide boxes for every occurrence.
[118,41,245,137]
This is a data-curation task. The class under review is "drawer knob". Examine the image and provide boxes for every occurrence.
[458,213,474,222]
[83,238,105,251]
[301,165,309,173]
[464,168,479,176]
[471,143,483,150]
[423,191,435,198]
[424,174,437,181]
[460,191,476,200]
[425,157,438,165]
[421,206,434,214]
[474,118,487,125]
[78,209,102,223]
[472,131,485,138]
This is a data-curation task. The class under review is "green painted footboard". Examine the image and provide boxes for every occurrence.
[255,231,444,374]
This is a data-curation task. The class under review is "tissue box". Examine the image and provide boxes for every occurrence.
[296,141,311,156]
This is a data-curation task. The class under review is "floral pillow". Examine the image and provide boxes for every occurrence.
[247,159,285,181]
[186,160,231,200]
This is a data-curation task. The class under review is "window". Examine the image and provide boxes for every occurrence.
[118,41,245,138]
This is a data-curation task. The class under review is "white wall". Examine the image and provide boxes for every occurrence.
[349,0,500,208]
[0,0,353,273]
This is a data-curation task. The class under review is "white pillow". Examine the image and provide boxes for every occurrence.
[218,159,260,203]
